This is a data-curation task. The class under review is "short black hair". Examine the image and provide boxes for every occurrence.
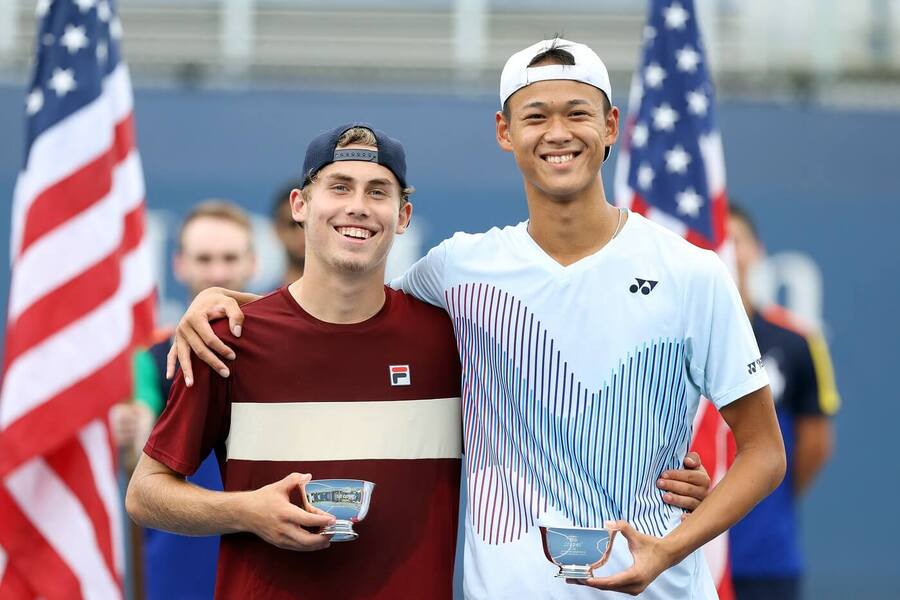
[728,202,759,241]
[501,37,610,121]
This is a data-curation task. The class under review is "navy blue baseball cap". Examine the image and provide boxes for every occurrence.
[302,123,408,189]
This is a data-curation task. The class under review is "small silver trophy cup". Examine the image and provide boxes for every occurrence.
[303,479,375,542]
[539,526,617,579]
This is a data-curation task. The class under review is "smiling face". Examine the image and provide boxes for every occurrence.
[293,148,412,276]
[496,79,618,202]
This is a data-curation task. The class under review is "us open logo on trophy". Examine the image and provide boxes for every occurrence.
[539,526,617,579]
[303,479,376,542]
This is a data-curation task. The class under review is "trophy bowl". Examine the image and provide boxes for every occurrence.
[539,526,617,579]
[303,479,375,542]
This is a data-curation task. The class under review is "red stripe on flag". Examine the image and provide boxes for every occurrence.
[3,202,146,368]
[0,351,131,478]
[17,114,135,258]
[45,437,117,583]
[0,563,34,600]
[0,485,82,599]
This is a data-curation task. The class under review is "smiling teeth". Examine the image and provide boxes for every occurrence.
[337,226,372,240]
[546,154,575,164]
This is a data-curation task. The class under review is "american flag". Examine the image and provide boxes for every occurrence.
[614,1,734,598]
[0,0,154,597]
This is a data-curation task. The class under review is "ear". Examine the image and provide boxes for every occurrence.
[496,111,514,153]
[395,201,413,235]
[290,187,307,226]
[604,105,620,151]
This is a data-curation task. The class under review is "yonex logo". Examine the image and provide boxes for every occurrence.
[747,357,764,374]
[629,278,659,295]
[390,365,411,386]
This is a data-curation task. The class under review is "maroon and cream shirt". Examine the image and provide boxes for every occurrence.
[145,287,462,599]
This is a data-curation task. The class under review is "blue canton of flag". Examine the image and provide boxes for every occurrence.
[614,0,727,248]
[25,0,122,158]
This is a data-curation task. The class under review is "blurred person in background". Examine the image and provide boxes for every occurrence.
[272,181,307,284]
[727,204,840,600]
[112,199,256,600]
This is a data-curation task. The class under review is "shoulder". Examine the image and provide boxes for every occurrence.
[209,288,287,340]
[387,287,453,325]
[439,223,526,255]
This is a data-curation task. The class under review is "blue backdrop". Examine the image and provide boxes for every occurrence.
[1,84,898,598]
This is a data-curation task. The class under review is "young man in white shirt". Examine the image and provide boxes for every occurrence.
[168,39,784,599]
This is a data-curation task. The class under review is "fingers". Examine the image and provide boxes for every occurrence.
[177,322,229,381]
[223,298,245,337]
[174,336,195,387]
[683,451,701,469]
[166,343,177,380]
[194,308,237,361]
[658,467,710,488]
[272,523,332,552]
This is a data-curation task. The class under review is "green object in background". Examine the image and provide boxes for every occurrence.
[132,350,164,417]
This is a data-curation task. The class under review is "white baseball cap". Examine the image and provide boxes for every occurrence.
[499,38,612,109]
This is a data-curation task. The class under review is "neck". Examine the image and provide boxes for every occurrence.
[524,175,623,266]
[282,261,304,287]
[288,258,386,324]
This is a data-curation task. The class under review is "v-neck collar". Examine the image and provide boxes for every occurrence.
[515,209,633,274]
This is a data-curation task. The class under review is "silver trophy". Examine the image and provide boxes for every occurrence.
[303,479,375,542]
[539,526,617,579]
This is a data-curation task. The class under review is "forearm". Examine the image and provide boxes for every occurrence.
[126,464,251,536]
[661,442,785,563]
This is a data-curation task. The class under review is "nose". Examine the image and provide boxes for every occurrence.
[543,115,573,145]
[344,189,370,218]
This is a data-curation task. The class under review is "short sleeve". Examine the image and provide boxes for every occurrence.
[389,236,453,309]
[143,352,230,477]
[793,332,840,417]
[684,252,769,409]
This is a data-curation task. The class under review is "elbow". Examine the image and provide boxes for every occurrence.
[768,441,788,494]
[125,478,147,526]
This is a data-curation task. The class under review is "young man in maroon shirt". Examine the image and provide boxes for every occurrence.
[126,124,463,599]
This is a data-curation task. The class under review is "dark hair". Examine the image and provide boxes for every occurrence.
[271,181,297,218]
[501,38,610,120]
[728,202,759,241]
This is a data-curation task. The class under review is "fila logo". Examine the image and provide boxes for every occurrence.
[390,365,411,386]
[629,278,659,295]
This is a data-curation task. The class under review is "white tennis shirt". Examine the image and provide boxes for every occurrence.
[392,211,768,599]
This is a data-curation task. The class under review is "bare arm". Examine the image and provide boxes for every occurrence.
[125,452,334,551]
[792,415,833,495]
[580,386,785,594]
[165,287,258,386]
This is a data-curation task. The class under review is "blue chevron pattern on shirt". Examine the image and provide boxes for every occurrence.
[447,283,691,544]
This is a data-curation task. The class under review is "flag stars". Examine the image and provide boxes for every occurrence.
[74,0,96,12]
[664,145,691,174]
[35,0,52,17]
[96,40,108,63]
[686,90,709,116]
[644,63,667,89]
[676,46,701,73]
[26,89,44,116]
[110,17,123,40]
[652,103,679,131]
[663,2,690,30]
[676,188,704,217]
[637,164,655,190]
[97,0,111,22]
[60,25,89,54]
[631,122,649,148]
[48,68,77,97]
[643,25,656,42]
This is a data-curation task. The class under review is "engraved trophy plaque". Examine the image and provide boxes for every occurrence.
[304,479,375,542]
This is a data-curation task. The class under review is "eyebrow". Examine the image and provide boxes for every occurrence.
[324,173,396,188]
[522,99,594,110]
